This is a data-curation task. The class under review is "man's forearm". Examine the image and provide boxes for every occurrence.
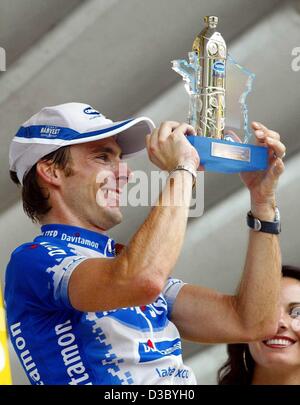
[120,170,193,288]
[235,203,281,338]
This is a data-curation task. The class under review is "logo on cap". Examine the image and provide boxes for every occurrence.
[40,126,61,138]
[83,107,101,116]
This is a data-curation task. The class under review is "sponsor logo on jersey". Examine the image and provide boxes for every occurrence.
[155,366,190,379]
[10,322,44,385]
[138,338,181,363]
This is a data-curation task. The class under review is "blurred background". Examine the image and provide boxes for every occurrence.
[0,0,299,384]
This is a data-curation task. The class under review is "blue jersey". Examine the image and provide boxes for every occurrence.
[5,224,196,385]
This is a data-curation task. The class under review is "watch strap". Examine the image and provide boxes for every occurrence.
[247,209,281,234]
[169,164,197,185]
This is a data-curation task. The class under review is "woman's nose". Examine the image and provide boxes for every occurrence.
[277,308,289,331]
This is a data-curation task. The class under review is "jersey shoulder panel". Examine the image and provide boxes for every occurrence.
[5,239,87,311]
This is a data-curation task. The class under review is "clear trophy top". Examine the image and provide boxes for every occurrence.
[172,15,255,145]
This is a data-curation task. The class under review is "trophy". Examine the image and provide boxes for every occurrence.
[172,16,268,173]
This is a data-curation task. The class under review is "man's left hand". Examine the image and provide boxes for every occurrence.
[240,121,285,220]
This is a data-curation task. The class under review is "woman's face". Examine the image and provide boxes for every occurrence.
[249,277,300,369]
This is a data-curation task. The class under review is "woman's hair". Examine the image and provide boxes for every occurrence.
[10,146,73,223]
[218,265,300,385]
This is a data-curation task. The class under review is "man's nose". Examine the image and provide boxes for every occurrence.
[115,161,132,187]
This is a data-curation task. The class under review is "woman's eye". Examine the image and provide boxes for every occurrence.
[290,307,300,318]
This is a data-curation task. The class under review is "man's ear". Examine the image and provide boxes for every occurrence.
[36,160,62,186]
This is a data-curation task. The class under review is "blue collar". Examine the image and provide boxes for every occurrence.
[38,224,115,256]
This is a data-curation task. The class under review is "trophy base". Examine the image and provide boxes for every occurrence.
[187,136,268,173]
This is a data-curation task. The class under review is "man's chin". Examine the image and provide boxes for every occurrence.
[103,206,123,227]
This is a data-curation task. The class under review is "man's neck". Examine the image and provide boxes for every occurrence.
[252,365,300,385]
[41,211,108,235]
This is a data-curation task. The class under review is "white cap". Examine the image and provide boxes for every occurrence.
[9,102,155,184]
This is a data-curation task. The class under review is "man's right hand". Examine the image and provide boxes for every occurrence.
[145,121,200,172]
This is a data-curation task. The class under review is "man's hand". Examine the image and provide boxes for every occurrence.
[146,121,200,172]
[240,121,285,220]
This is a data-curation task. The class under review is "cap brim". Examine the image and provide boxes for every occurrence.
[60,116,155,158]
[116,117,155,158]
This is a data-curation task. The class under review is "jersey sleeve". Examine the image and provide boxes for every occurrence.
[5,242,87,311]
[162,277,186,319]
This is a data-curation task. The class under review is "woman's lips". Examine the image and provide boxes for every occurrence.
[263,335,297,349]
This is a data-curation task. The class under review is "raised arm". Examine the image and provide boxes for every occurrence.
[170,122,285,343]
[69,122,199,312]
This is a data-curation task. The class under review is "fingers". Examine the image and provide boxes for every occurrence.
[251,121,286,159]
[149,121,180,151]
[145,121,199,171]
[146,132,162,168]
[157,121,180,142]
[171,123,196,138]
[252,122,280,141]
[148,121,195,152]
[252,121,280,144]
[266,137,286,160]
[157,122,196,145]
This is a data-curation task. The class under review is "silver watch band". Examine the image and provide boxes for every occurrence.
[169,164,197,184]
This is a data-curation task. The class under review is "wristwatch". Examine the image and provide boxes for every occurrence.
[169,164,197,186]
[247,207,281,234]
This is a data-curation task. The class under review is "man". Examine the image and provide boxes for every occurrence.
[6,102,285,385]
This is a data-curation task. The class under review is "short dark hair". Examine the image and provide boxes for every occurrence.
[10,146,73,222]
[218,265,300,385]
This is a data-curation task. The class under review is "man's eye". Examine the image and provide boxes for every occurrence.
[290,307,300,318]
[97,154,110,162]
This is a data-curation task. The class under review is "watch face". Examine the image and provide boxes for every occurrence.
[253,218,262,231]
